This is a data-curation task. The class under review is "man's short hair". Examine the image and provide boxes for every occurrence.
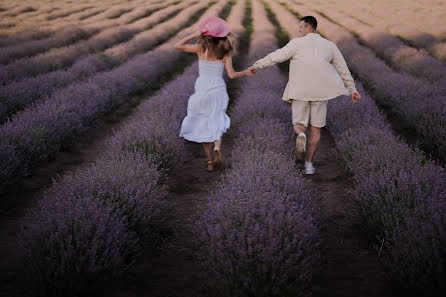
[300,16,317,30]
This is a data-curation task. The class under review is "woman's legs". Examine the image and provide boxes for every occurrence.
[202,142,214,171]
[202,142,212,160]
[214,140,221,151]
[213,139,222,164]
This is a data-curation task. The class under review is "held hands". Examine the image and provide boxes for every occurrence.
[245,66,257,77]
[351,91,361,102]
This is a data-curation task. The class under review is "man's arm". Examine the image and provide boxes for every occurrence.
[330,43,358,95]
[253,39,297,69]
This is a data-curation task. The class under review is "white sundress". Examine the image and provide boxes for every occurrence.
[179,51,230,143]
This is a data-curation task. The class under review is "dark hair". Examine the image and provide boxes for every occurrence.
[197,32,236,60]
[300,16,317,30]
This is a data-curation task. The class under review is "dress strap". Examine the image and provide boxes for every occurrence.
[204,48,208,61]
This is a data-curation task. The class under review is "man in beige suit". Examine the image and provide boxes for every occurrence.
[250,16,360,175]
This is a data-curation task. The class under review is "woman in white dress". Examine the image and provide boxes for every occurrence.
[174,17,254,171]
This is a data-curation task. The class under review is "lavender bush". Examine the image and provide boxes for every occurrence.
[329,24,446,162]
[19,152,167,297]
[326,84,446,295]
[2,0,131,30]
[0,54,111,124]
[0,26,97,65]
[75,0,175,29]
[102,1,203,61]
[195,89,320,297]
[44,5,97,21]
[196,166,319,296]
[194,1,320,295]
[397,30,446,62]
[0,26,134,84]
[0,28,53,48]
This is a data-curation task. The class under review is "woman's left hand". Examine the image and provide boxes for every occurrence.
[245,69,254,77]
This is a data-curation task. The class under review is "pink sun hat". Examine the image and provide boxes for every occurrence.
[198,17,231,37]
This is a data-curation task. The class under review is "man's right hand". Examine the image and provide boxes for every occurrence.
[351,91,361,102]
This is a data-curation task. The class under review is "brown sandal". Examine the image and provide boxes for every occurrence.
[213,149,222,166]
[206,160,214,172]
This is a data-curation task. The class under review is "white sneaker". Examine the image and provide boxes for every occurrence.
[305,162,315,175]
[295,133,306,160]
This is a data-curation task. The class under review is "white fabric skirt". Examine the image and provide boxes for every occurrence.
[180,76,230,143]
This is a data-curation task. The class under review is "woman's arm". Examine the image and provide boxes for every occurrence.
[174,30,202,53]
[224,55,254,79]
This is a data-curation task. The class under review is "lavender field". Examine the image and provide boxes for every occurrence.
[0,0,445,296]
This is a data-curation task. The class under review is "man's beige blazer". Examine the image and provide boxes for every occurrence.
[253,33,357,103]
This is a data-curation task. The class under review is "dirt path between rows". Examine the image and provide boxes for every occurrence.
[309,128,399,297]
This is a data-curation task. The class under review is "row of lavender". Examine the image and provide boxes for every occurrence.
[0,0,143,47]
[0,0,196,124]
[0,0,142,36]
[0,0,191,84]
[0,1,119,44]
[18,59,199,297]
[312,8,446,85]
[327,83,446,295]
[307,0,446,63]
[391,28,446,63]
[0,0,226,194]
[0,2,98,26]
[0,0,174,64]
[271,1,446,294]
[193,1,320,295]
[282,1,446,164]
